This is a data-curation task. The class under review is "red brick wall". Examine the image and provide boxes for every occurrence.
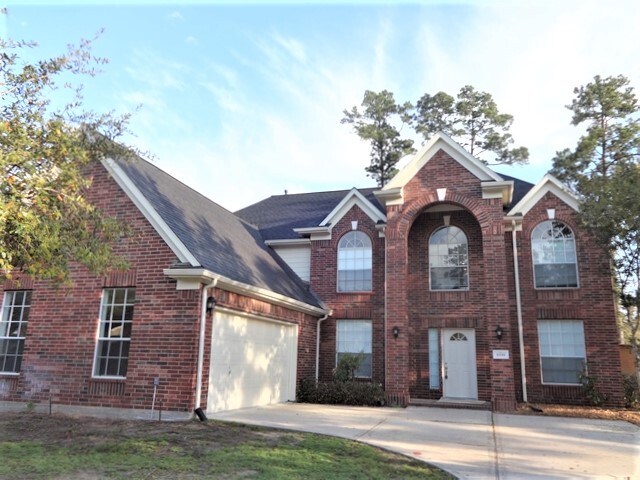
[382,149,517,408]
[310,205,385,384]
[0,161,200,412]
[0,161,322,413]
[514,192,624,406]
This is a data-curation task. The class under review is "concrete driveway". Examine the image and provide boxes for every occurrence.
[211,403,640,479]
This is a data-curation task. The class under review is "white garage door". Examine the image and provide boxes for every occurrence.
[207,310,298,413]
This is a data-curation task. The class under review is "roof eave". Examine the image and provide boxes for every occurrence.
[163,267,327,316]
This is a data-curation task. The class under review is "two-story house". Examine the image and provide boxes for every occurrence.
[0,133,624,417]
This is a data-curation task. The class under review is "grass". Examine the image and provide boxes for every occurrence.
[0,412,453,480]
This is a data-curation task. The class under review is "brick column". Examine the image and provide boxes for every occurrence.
[482,210,517,411]
[384,205,410,406]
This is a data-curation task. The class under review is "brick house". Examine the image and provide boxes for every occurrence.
[0,132,624,416]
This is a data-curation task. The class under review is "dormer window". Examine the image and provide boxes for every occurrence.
[337,231,372,292]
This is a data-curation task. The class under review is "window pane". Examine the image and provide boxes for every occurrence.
[538,320,585,384]
[337,232,372,292]
[336,320,372,377]
[1,291,31,373]
[532,221,578,288]
[94,288,135,378]
[429,329,440,389]
[429,226,469,290]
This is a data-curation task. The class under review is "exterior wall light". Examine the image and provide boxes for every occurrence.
[206,296,216,313]
[392,326,400,338]
[495,325,504,341]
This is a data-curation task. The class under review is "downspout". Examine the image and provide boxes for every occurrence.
[512,220,528,403]
[383,226,388,392]
[315,312,330,381]
[195,278,217,411]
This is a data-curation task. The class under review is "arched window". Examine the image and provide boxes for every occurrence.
[337,231,372,292]
[429,226,469,290]
[531,220,578,288]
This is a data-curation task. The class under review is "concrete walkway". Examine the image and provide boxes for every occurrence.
[211,403,640,479]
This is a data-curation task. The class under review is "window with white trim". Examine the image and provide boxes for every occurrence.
[532,220,578,288]
[428,329,440,389]
[537,320,585,384]
[0,291,32,373]
[93,288,135,378]
[336,320,372,378]
[337,231,372,292]
[429,226,469,290]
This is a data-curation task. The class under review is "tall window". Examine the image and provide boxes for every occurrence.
[532,220,578,288]
[94,288,135,378]
[0,291,32,373]
[337,231,372,292]
[429,226,469,290]
[538,320,585,384]
[336,320,372,378]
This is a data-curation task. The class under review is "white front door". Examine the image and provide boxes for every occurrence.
[442,328,478,399]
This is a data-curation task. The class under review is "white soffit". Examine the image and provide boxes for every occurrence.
[319,187,386,227]
[507,174,579,217]
[102,158,199,266]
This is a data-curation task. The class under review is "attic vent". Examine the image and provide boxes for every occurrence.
[437,188,447,201]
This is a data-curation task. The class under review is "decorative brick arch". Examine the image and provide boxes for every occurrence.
[383,189,517,410]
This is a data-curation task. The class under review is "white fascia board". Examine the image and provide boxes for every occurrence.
[163,268,328,316]
[320,188,386,227]
[293,226,332,240]
[264,238,311,246]
[103,158,199,266]
[382,132,502,191]
[507,174,579,217]
[481,180,514,206]
[374,187,403,206]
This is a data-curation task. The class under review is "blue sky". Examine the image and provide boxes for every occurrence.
[3,1,640,211]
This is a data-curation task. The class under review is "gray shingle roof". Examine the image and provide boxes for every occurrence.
[236,176,534,240]
[114,157,323,309]
[235,188,384,241]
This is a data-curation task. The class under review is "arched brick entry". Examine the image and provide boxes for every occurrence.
[383,191,517,410]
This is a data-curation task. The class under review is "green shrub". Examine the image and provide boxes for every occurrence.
[296,377,385,406]
[578,368,609,407]
[623,375,639,408]
[334,352,365,382]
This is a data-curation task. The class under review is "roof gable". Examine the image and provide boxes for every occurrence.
[383,132,503,191]
[103,157,323,311]
[320,187,386,227]
[377,132,513,207]
[507,174,579,216]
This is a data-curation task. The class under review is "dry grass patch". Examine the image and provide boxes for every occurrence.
[516,403,640,426]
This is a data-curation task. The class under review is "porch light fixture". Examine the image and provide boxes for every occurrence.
[392,326,400,338]
[495,325,504,341]
[206,296,216,313]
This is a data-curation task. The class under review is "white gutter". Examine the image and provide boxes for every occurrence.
[383,227,388,392]
[315,312,331,380]
[195,278,217,411]
[512,220,528,403]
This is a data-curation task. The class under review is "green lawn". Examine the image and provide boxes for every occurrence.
[0,412,453,479]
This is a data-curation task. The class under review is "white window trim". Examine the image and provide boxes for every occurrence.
[92,288,135,380]
[429,225,470,292]
[532,220,580,290]
[335,319,373,379]
[537,320,586,386]
[0,291,31,375]
[336,231,373,293]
